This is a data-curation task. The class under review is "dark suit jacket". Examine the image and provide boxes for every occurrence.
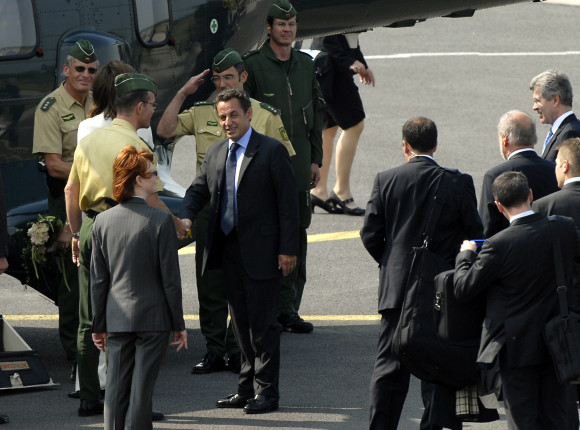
[533,181,580,225]
[360,156,483,311]
[180,128,299,280]
[90,197,185,333]
[0,175,7,259]
[479,150,558,238]
[454,213,580,369]
[542,113,580,162]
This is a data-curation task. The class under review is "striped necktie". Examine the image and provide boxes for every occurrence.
[542,128,554,156]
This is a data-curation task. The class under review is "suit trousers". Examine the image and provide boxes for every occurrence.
[499,353,579,430]
[223,232,281,399]
[105,331,168,430]
[77,216,101,401]
[369,309,449,430]
[48,192,79,364]
[195,204,238,356]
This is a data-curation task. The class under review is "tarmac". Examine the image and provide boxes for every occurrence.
[2,1,580,428]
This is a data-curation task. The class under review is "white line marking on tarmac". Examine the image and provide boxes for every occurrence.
[367,51,580,60]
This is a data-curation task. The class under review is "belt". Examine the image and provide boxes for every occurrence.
[86,210,100,219]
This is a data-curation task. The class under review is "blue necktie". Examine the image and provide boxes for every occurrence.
[221,142,240,235]
[542,128,554,156]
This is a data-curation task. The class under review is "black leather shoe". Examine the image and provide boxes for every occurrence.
[216,393,252,408]
[152,410,164,421]
[0,414,9,424]
[78,399,104,417]
[69,363,77,382]
[243,395,279,414]
[68,390,80,399]
[191,351,227,374]
[225,352,241,374]
[278,313,313,333]
[328,191,365,216]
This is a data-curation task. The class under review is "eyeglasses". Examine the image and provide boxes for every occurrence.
[210,74,236,83]
[142,101,158,109]
[150,170,158,177]
[74,66,97,74]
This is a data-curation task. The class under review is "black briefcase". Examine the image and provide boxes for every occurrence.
[434,269,485,344]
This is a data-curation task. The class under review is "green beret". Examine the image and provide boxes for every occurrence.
[114,73,158,97]
[69,39,97,64]
[268,0,297,19]
[212,48,243,74]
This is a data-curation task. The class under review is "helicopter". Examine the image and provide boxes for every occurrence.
[0,0,535,301]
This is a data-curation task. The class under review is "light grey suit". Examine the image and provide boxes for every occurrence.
[91,197,184,430]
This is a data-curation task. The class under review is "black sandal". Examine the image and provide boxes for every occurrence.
[328,191,365,216]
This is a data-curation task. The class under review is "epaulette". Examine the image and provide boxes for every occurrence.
[259,102,280,115]
[242,49,260,60]
[40,97,56,111]
[194,100,214,107]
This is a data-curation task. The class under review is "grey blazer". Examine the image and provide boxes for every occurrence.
[91,197,185,333]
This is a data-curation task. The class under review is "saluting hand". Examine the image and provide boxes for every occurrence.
[178,69,210,97]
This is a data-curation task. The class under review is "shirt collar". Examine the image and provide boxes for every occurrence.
[509,210,534,223]
[564,177,580,185]
[229,126,252,151]
[507,147,536,160]
[410,154,434,161]
[551,110,574,133]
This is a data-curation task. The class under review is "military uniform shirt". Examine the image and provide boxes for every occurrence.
[32,82,93,162]
[175,97,295,170]
[69,118,161,213]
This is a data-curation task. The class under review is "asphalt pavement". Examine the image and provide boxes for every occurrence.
[2,1,580,428]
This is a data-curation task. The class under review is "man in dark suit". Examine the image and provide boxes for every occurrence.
[455,171,580,429]
[180,88,299,414]
[360,117,483,430]
[533,137,580,224]
[530,70,580,162]
[91,146,187,430]
[479,110,558,237]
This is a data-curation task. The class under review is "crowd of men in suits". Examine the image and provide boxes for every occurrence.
[361,69,580,430]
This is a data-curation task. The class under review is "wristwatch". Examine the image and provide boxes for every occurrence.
[72,232,80,239]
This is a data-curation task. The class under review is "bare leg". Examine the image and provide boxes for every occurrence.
[311,125,339,201]
[333,121,364,209]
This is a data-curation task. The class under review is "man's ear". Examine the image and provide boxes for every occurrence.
[528,188,534,204]
[240,70,248,84]
[495,200,505,215]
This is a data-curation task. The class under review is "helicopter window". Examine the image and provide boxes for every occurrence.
[0,0,38,60]
[133,0,172,47]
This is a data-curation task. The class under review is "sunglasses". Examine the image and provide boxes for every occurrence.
[74,66,97,74]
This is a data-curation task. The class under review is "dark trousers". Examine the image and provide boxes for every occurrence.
[369,309,456,430]
[195,204,238,356]
[48,193,79,364]
[500,354,579,430]
[222,232,281,399]
[105,331,168,430]
[77,216,100,401]
[279,191,310,315]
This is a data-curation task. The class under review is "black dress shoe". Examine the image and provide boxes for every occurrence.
[278,312,313,333]
[0,414,8,424]
[78,399,104,417]
[69,363,77,382]
[225,352,241,374]
[191,351,227,374]
[68,390,80,399]
[328,191,365,216]
[310,194,342,214]
[243,395,279,414]
[216,393,252,408]
[152,410,164,421]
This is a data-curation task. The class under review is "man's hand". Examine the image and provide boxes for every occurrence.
[0,257,8,274]
[182,218,193,231]
[57,228,73,250]
[310,163,320,189]
[179,70,210,97]
[71,237,80,267]
[92,333,107,352]
[460,240,477,253]
[174,217,188,240]
[170,330,188,352]
[278,254,297,276]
